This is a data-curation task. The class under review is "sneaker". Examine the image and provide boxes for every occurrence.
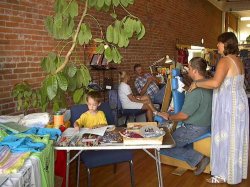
[194,156,210,175]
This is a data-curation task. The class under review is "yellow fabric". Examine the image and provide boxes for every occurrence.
[76,111,107,128]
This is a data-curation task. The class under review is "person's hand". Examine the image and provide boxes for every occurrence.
[74,123,80,131]
[188,81,197,92]
[147,76,154,83]
[158,112,170,120]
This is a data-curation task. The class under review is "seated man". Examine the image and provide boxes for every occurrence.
[158,57,212,175]
[134,64,166,104]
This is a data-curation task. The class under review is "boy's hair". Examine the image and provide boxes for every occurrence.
[189,57,207,77]
[134,63,141,71]
[86,91,102,103]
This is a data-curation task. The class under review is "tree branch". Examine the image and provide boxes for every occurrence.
[55,0,88,74]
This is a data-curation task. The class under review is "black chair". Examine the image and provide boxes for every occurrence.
[70,102,135,187]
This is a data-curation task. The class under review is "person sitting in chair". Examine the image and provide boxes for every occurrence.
[74,91,107,130]
[118,71,158,122]
[158,57,212,175]
[134,63,166,104]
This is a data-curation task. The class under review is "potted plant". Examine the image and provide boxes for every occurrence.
[12,0,145,113]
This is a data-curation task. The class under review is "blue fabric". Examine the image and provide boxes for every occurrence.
[122,109,146,116]
[0,135,45,152]
[24,127,62,140]
[152,85,166,104]
[160,124,210,167]
[81,150,133,168]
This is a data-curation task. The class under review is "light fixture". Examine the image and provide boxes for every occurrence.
[165,55,173,64]
[247,24,250,28]
[240,17,250,21]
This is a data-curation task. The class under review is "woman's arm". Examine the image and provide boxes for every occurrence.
[189,58,229,91]
[127,94,143,103]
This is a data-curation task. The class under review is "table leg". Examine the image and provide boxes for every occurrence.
[66,150,70,187]
[155,149,163,187]
[77,155,80,187]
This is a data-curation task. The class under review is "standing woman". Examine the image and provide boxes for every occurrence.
[189,32,249,184]
[118,71,157,122]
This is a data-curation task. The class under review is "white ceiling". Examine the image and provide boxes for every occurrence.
[208,0,250,17]
[208,0,250,42]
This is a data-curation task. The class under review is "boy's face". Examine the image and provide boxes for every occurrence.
[87,97,100,112]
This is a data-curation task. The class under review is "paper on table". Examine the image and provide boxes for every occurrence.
[62,126,108,137]
[80,126,108,136]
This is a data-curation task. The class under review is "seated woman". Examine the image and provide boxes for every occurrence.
[118,71,157,122]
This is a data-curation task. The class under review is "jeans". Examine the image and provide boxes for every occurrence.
[153,85,166,104]
[160,124,210,167]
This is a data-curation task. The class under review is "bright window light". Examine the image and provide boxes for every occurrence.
[246,24,250,27]
[240,17,250,21]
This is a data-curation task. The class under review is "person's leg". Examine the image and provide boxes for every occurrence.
[140,95,157,112]
[141,104,153,121]
[153,85,166,104]
[161,124,210,167]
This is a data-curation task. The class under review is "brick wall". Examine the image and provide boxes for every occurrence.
[0,0,222,115]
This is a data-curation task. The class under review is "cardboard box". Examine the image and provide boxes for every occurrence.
[123,122,163,145]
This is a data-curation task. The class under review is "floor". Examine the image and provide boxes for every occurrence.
[67,149,250,187]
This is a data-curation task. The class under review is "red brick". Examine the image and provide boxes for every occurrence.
[0,0,223,114]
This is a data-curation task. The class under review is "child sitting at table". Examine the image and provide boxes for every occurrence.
[74,91,107,130]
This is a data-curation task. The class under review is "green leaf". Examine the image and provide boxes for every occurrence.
[134,20,142,34]
[127,0,134,4]
[97,0,105,9]
[112,0,120,7]
[45,16,54,35]
[47,75,58,100]
[56,73,68,91]
[105,0,112,6]
[68,65,77,77]
[110,13,117,19]
[88,0,97,7]
[120,0,128,7]
[73,88,83,103]
[69,0,78,18]
[106,25,113,43]
[94,38,104,43]
[53,102,60,112]
[96,43,105,54]
[124,18,133,38]
[68,76,77,91]
[40,57,49,73]
[113,26,119,44]
[137,23,145,40]
[54,13,62,28]
[76,69,84,88]
[104,46,112,62]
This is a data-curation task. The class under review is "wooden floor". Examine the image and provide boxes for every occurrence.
[68,149,250,187]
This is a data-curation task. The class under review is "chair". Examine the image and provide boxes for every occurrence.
[108,90,146,126]
[155,68,211,174]
[70,102,135,187]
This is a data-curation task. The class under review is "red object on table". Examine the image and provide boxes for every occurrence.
[55,125,68,187]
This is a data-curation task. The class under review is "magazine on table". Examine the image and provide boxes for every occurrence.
[57,126,108,146]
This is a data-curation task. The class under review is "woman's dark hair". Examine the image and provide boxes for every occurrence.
[189,57,207,77]
[217,32,239,56]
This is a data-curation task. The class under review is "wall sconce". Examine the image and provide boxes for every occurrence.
[165,55,173,64]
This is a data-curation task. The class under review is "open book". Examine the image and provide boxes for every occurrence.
[57,126,108,146]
